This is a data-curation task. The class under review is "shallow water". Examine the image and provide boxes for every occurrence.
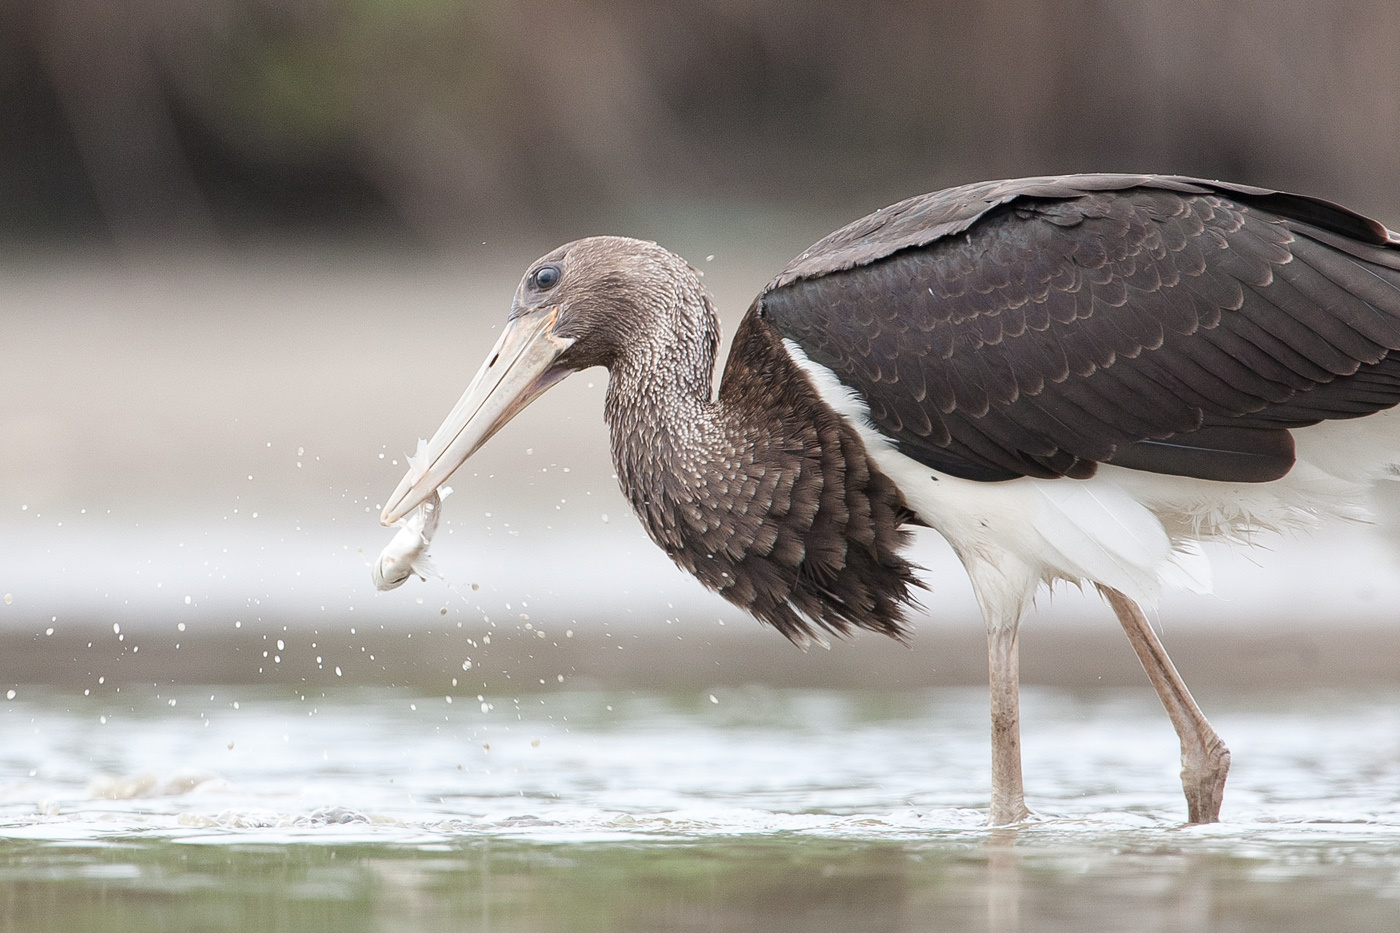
[1,685,1398,931]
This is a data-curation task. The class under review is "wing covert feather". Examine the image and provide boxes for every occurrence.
[757,175,1400,483]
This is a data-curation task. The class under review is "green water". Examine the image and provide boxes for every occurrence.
[2,832,1398,933]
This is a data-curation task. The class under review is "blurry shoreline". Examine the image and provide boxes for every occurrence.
[3,614,1396,692]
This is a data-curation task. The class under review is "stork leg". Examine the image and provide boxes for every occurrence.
[1098,586,1230,824]
[987,623,1031,825]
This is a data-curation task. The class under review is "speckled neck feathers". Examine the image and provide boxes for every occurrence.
[603,279,922,645]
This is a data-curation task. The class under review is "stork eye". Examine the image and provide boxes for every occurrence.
[532,265,561,290]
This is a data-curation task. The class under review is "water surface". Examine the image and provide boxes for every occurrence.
[1,684,1398,930]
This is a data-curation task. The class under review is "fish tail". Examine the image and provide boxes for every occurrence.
[410,552,441,581]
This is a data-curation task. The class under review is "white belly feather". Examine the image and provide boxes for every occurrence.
[784,340,1400,630]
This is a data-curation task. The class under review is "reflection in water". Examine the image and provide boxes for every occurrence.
[2,833,1399,933]
[985,828,1021,933]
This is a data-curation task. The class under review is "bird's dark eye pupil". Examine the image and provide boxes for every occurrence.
[534,266,560,289]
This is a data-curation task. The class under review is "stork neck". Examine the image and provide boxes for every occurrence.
[599,306,921,644]
[603,289,722,438]
[601,289,736,555]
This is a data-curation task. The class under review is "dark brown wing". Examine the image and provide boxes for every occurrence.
[756,174,1400,483]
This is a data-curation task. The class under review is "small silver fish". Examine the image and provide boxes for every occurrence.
[372,490,441,590]
[372,440,448,591]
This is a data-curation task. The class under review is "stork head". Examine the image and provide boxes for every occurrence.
[380,236,701,524]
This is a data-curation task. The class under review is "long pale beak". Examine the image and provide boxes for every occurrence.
[380,308,574,525]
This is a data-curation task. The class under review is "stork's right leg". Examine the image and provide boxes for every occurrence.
[987,623,1031,825]
[1099,585,1230,823]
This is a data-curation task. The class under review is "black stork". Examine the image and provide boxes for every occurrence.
[381,174,1400,825]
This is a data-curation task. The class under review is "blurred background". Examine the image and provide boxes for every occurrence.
[6,0,1400,247]
[3,0,1400,691]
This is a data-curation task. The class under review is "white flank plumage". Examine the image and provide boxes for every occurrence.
[784,339,1400,629]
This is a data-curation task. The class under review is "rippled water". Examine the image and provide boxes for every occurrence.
[1,684,1398,931]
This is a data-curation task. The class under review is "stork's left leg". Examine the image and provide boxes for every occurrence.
[1098,586,1230,824]
[987,622,1032,825]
